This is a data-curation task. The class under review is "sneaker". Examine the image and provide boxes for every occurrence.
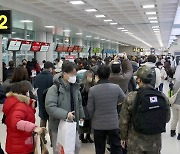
[85,134,94,143]
[171,130,176,137]
[106,147,110,153]
[177,134,180,140]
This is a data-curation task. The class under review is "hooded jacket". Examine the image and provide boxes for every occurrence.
[3,92,36,154]
[45,73,85,132]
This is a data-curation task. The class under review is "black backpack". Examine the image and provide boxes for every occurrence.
[42,82,60,119]
[133,87,168,135]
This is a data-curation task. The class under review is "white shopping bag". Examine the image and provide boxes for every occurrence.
[56,120,77,154]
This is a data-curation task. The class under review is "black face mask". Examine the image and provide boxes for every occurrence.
[23,62,27,65]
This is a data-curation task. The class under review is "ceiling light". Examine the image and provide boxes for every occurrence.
[106,40,111,42]
[153,28,160,31]
[20,20,33,23]
[104,19,113,22]
[145,12,157,15]
[45,26,55,28]
[110,23,118,25]
[76,33,83,35]
[69,1,85,5]
[62,29,71,32]
[95,15,106,18]
[142,5,155,9]
[85,9,97,12]
[12,32,16,34]
[94,37,100,39]
[118,27,124,30]
[122,30,128,32]
[101,39,106,41]
[148,17,158,20]
[150,20,158,23]
[125,32,133,35]
[152,26,159,28]
[154,31,160,33]
[86,36,92,38]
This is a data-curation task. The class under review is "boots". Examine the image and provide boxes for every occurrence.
[177,134,180,140]
[79,134,88,143]
[86,134,94,143]
[171,130,176,137]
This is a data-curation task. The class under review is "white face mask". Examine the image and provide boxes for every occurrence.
[68,76,77,84]
[158,66,163,70]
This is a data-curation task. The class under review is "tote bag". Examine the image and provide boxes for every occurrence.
[56,120,77,154]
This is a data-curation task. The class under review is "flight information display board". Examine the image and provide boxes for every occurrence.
[30,41,42,52]
[78,47,83,52]
[7,39,22,51]
[56,44,64,52]
[68,46,74,52]
[0,10,12,34]
[73,45,79,51]
[63,45,69,52]
[20,40,32,51]
[40,43,50,52]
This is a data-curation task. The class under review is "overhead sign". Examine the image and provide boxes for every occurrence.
[0,10,12,34]
[65,55,76,62]
[7,39,22,51]
[40,42,50,52]
[30,41,42,52]
[56,44,63,52]
[20,40,32,51]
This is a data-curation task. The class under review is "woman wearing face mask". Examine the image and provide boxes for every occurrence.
[156,62,167,92]
[45,61,85,154]
[79,70,94,143]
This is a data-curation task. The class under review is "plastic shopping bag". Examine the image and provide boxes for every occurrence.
[56,120,77,154]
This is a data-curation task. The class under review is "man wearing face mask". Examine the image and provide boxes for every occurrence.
[45,61,85,154]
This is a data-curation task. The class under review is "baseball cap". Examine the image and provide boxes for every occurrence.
[134,66,153,81]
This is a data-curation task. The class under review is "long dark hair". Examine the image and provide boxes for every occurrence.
[81,70,94,92]
[11,65,29,83]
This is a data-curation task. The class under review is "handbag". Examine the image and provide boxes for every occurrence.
[56,120,77,154]
[33,132,49,154]
[169,88,180,105]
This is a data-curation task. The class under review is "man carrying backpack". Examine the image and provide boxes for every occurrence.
[120,66,170,154]
[34,61,54,144]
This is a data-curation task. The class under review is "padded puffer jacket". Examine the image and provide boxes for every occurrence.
[3,92,36,154]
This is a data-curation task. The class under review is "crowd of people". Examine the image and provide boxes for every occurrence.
[0,52,180,154]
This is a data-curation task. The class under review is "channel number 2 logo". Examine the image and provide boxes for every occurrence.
[0,15,8,29]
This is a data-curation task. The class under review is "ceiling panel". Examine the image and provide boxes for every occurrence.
[9,0,179,48]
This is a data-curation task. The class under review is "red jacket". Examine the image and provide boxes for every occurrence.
[3,92,36,154]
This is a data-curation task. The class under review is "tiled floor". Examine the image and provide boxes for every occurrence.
[0,81,180,154]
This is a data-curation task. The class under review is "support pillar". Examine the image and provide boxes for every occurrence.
[35,31,47,65]
[46,32,54,62]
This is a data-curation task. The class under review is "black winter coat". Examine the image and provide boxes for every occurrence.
[34,70,53,120]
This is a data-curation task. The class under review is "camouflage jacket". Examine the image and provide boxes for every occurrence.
[119,87,171,152]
